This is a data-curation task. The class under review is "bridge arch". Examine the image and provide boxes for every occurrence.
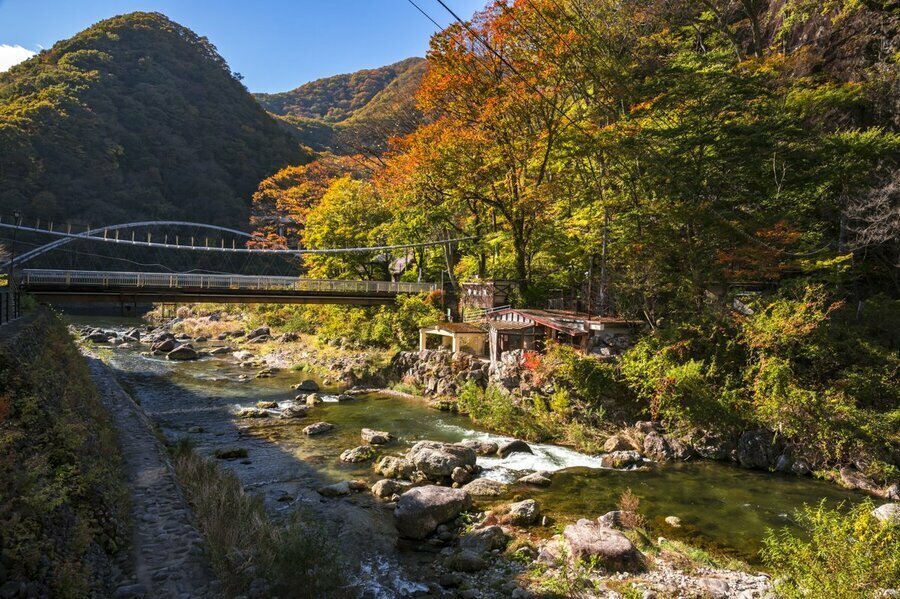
[5,221,257,268]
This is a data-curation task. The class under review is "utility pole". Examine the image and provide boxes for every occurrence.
[8,210,20,289]
[599,207,609,317]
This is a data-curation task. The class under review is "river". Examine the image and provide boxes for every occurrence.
[74,317,865,574]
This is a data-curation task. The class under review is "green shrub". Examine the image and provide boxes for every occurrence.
[172,441,349,596]
[762,500,899,598]
[0,311,129,596]
[245,293,440,350]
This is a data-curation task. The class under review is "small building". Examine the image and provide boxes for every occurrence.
[419,322,487,356]
[487,309,641,362]
[460,280,518,315]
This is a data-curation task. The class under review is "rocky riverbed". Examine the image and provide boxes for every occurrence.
[68,316,892,598]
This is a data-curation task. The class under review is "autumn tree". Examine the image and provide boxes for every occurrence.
[249,154,372,247]
[301,177,392,279]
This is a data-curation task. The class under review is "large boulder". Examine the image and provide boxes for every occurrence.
[340,446,377,463]
[167,345,199,361]
[406,441,476,480]
[246,326,270,340]
[497,439,532,458]
[394,485,472,539]
[873,503,900,524]
[604,435,635,453]
[737,430,782,469]
[361,428,392,445]
[303,422,334,436]
[839,467,881,494]
[85,332,111,343]
[457,439,499,456]
[151,338,176,352]
[374,456,416,479]
[600,450,644,469]
[561,519,645,572]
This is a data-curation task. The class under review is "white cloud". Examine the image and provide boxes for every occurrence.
[0,44,36,72]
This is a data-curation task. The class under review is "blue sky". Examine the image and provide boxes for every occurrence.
[0,0,486,92]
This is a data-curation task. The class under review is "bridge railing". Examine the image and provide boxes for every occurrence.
[20,269,437,295]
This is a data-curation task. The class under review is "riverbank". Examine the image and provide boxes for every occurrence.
[0,311,130,597]
[154,311,899,501]
[65,313,900,597]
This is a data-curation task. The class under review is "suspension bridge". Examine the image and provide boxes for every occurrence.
[0,216,460,308]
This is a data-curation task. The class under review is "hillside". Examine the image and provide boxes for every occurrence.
[256,58,426,154]
[0,12,306,228]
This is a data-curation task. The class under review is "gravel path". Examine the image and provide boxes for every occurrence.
[83,354,221,598]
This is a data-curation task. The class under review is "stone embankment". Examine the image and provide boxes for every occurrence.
[82,350,220,598]
[389,349,900,499]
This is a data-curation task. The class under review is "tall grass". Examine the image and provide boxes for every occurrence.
[171,440,351,597]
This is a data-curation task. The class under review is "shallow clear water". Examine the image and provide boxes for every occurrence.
[76,316,866,565]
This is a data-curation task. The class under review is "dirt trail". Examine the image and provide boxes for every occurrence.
[83,353,220,598]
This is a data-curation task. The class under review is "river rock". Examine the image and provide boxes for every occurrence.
[517,471,552,487]
[561,519,645,572]
[151,338,176,352]
[406,441,476,480]
[459,525,509,554]
[336,394,354,402]
[839,467,880,494]
[604,435,635,452]
[246,326,270,340]
[600,450,643,469]
[461,478,506,496]
[256,401,278,409]
[304,393,323,406]
[497,439,532,458]
[451,466,473,485]
[295,379,320,392]
[504,499,540,526]
[873,503,900,523]
[166,345,199,360]
[737,430,782,469]
[209,346,232,355]
[664,516,682,528]
[598,510,637,530]
[885,484,900,500]
[236,407,268,418]
[233,350,254,361]
[457,439,499,456]
[774,454,812,476]
[375,456,416,479]
[444,549,485,572]
[279,406,307,419]
[361,428,392,445]
[394,485,472,539]
[318,481,351,497]
[303,422,334,436]
[371,479,411,499]
[340,446,376,463]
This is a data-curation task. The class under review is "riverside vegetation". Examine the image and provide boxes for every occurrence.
[0,311,129,597]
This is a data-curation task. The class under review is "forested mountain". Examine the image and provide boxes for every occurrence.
[0,12,306,228]
[256,58,426,154]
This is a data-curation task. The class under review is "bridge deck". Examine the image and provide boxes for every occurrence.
[20,270,438,305]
